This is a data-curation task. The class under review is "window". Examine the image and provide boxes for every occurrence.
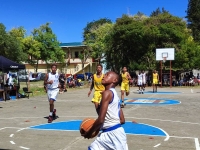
[75,51,79,58]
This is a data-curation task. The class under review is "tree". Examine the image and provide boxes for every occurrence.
[0,24,25,63]
[32,23,65,72]
[22,36,42,70]
[186,0,200,42]
[83,18,112,42]
[150,7,169,17]
[78,47,91,78]
[85,23,114,63]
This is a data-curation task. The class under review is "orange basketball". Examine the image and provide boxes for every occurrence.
[80,118,99,138]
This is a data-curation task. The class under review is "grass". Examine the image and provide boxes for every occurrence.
[19,80,90,97]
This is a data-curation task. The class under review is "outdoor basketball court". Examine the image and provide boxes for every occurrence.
[0,86,200,150]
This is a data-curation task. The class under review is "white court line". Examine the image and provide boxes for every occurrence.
[1,116,199,126]
[10,141,15,144]
[0,127,23,130]
[170,135,196,139]
[195,138,200,150]
[19,146,30,150]
[10,134,14,137]
[154,143,161,147]
[16,128,28,132]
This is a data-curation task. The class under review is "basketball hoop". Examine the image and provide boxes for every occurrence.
[163,57,166,63]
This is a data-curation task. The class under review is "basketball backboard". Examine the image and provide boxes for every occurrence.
[156,48,175,61]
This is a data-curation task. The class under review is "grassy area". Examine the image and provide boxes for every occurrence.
[19,81,90,97]
[19,81,46,97]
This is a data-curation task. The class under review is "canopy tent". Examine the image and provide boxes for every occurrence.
[0,56,25,71]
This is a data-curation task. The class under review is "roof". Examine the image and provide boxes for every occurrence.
[59,42,86,47]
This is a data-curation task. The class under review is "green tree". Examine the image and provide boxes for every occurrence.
[0,24,25,63]
[186,0,200,42]
[32,23,65,72]
[85,23,114,63]
[83,18,112,42]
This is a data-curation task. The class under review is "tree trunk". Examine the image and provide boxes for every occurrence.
[36,60,39,72]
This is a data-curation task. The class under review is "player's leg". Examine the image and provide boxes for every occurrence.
[121,83,125,108]
[92,91,101,114]
[152,81,155,93]
[48,99,54,123]
[125,83,129,96]
[121,90,125,108]
[155,80,158,92]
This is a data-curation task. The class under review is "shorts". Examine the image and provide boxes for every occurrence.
[153,79,158,84]
[88,127,128,150]
[138,80,142,86]
[92,91,102,104]
[143,80,146,84]
[121,82,129,92]
[47,88,59,101]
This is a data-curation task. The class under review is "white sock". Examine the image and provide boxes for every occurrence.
[49,112,53,116]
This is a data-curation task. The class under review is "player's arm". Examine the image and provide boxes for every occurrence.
[127,72,131,80]
[119,108,125,124]
[88,75,94,97]
[83,90,111,139]
[44,73,50,85]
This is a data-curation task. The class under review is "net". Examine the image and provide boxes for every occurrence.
[163,57,166,63]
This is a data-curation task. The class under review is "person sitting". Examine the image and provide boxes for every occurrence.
[189,78,195,86]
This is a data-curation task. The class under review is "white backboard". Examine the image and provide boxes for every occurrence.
[156,48,175,61]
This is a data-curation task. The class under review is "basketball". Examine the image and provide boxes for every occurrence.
[80,118,99,138]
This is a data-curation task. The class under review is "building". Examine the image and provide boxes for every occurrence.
[25,42,98,75]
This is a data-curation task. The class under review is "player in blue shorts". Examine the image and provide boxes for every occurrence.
[83,71,128,150]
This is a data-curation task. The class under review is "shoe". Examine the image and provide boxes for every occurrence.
[121,103,125,108]
[48,116,53,123]
[142,90,144,94]
[53,109,56,118]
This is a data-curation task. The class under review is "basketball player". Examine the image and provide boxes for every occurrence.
[152,70,159,93]
[141,70,146,91]
[121,67,131,108]
[88,64,105,114]
[83,71,128,150]
[137,71,143,94]
[44,64,60,123]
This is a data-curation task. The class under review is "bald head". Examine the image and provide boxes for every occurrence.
[102,71,119,87]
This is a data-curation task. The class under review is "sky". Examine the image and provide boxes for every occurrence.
[0,0,188,43]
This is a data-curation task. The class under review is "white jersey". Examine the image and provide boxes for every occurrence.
[102,88,120,129]
[138,74,143,81]
[47,72,59,90]
[142,73,146,80]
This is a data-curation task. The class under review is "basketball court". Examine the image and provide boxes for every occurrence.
[0,86,200,150]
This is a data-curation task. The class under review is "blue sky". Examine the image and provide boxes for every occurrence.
[0,0,188,43]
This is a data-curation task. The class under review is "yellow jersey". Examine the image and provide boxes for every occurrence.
[121,72,129,83]
[153,73,158,80]
[93,74,105,91]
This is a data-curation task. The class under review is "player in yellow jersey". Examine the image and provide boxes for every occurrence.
[121,67,131,108]
[88,64,105,114]
[152,70,159,93]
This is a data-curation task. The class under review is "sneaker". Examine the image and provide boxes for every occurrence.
[53,109,56,118]
[121,103,126,108]
[48,116,53,123]
[142,90,144,94]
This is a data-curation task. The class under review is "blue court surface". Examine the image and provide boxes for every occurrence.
[123,98,180,106]
[143,91,180,94]
[30,120,166,137]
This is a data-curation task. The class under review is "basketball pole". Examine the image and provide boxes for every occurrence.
[160,60,162,88]
[170,60,172,88]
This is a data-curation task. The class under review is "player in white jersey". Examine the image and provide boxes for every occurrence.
[137,71,143,94]
[44,64,60,123]
[141,70,146,91]
[83,71,128,150]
